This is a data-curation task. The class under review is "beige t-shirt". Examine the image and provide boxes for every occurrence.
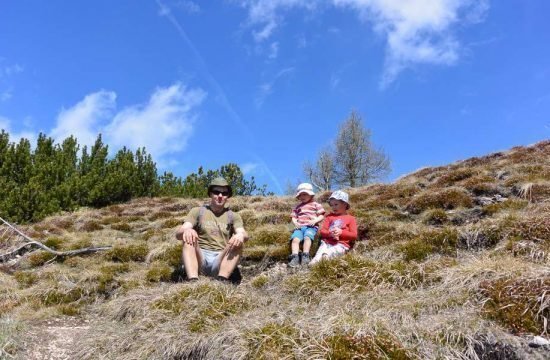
[184,206,244,251]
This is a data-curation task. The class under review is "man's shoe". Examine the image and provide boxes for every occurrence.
[288,254,300,268]
[301,253,310,266]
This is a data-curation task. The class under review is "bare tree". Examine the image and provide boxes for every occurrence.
[334,111,390,187]
[303,146,335,191]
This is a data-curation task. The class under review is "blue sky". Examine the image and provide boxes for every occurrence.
[1,1,548,194]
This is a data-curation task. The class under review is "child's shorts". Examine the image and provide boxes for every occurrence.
[199,248,222,276]
[290,226,318,243]
[310,241,348,264]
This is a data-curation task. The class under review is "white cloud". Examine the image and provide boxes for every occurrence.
[175,0,201,14]
[255,67,295,107]
[0,63,24,78]
[241,162,259,175]
[268,41,279,59]
[239,0,489,86]
[50,83,206,165]
[105,83,206,161]
[0,116,37,145]
[1,89,12,102]
[50,90,117,147]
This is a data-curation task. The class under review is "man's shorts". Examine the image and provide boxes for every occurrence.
[200,248,222,276]
[290,226,318,243]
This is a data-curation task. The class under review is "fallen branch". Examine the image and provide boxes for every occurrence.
[0,216,111,264]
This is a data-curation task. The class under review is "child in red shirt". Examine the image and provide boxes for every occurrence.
[310,190,357,265]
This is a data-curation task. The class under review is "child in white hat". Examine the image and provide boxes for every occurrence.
[288,183,325,267]
[310,190,357,265]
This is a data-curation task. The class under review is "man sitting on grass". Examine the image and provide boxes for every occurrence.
[176,177,248,283]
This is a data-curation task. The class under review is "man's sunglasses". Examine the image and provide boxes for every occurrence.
[211,190,230,196]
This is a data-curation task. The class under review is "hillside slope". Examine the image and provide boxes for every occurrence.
[1,140,549,359]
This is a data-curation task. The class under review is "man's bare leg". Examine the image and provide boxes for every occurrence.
[182,242,203,279]
[217,244,242,278]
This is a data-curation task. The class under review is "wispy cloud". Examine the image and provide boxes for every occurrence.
[241,162,259,175]
[0,63,24,77]
[1,89,12,102]
[238,0,489,86]
[174,0,201,14]
[51,90,117,148]
[0,116,37,145]
[157,0,284,193]
[268,41,279,59]
[50,83,206,166]
[256,67,295,107]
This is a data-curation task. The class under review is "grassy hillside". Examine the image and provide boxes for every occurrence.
[1,140,549,359]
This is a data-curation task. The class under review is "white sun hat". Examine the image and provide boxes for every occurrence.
[295,183,315,198]
[329,190,349,205]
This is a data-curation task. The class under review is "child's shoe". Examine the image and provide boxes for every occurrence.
[301,253,311,266]
[288,254,300,268]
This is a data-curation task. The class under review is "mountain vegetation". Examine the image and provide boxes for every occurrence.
[0,131,271,223]
[0,140,549,359]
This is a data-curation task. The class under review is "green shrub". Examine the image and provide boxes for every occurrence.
[65,238,92,251]
[479,277,550,335]
[146,262,173,282]
[105,243,149,262]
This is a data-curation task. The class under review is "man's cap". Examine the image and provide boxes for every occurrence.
[295,183,315,198]
[208,177,233,197]
[329,190,350,206]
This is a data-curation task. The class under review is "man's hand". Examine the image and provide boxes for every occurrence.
[227,232,245,249]
[182,228,199,247]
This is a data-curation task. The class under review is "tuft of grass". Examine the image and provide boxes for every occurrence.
[27,251,56,267]
[324,331,414,360]
[161,218,182,229]
[248,225,289,247]
[398,228,459,261]
[422,209,449,226]
[406,188,473,214]
[43,236,65,250]
[100,216,120,225]
[57,303,81,316]
[145,262,172,282]
[434,168,475,187]
[148,211,172,221]
[105,243,149,262]
[251,274,269,288]
[153,283,251,332]
[479,277,550,335]
[111,222,132,232]
[13,271,38,288]
[81,221,103,232]
[481,199,528,216]
[246,322,300,359]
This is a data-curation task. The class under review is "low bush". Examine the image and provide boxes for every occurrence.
[27,251,56,267]
[43,236,65,250]
[161,218,181,229]
[482,199,528,216]
[422,209,448,225]
[248,226,289,247]
[13,271,38,288]
[246,322,300,359]
[434,168,475,187]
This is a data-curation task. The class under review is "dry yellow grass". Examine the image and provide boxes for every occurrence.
[1,140,549,359]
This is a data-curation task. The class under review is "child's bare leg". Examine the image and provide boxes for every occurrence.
[302,237,312,254]
[291,238,301,255]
